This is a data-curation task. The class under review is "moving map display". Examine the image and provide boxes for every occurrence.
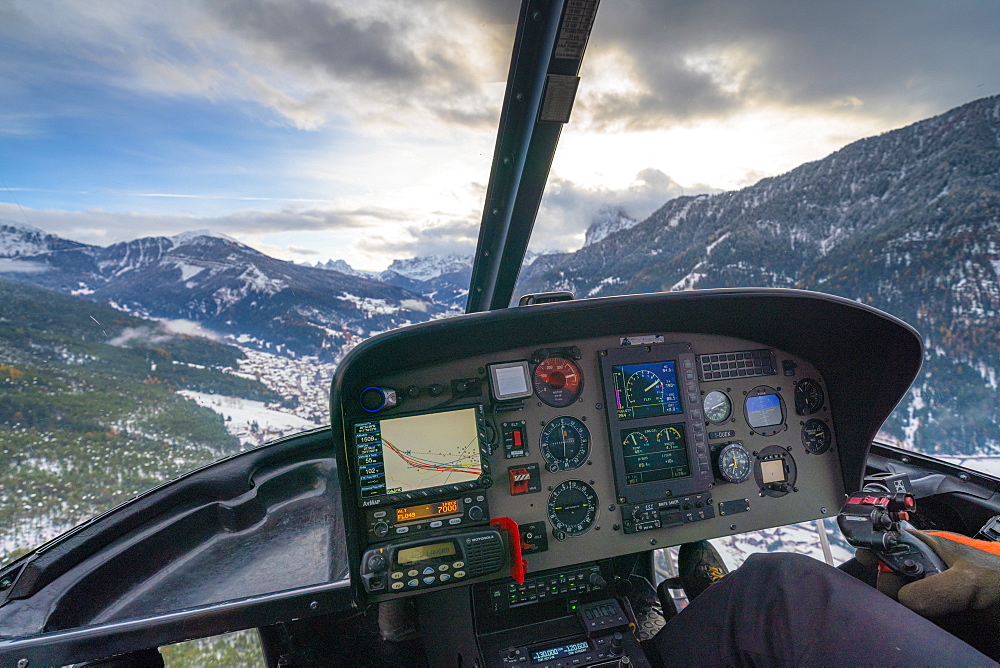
[356,407,483,499]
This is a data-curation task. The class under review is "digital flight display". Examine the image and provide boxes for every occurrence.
[395,499,463,523]
[611,361,682,420]
[531,641,590,664]
[621,423,691,485]
[355,406,483,500]
[746,393,783,428]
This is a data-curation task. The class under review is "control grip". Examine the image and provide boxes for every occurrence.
[875,522,946,581]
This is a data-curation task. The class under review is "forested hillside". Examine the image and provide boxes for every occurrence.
[0,280,279,562]
[518,95,1000,456]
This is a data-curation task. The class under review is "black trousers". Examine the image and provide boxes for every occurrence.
[649,552,996,667]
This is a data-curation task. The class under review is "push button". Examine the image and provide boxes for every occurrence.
[440,573,451,582]
[455,570,466,578]
[423,567,435,575]
[391,582,405,590]
[453,561,465,568]
[391,572,403,580]
[439,564,449,571]
[407,579,419,587]
[423,576,436,585]
[408,569,419,577]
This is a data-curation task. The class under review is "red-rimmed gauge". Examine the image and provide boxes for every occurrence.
[532,357,583,407]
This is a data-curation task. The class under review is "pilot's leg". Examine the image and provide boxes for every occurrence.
[648,552,995,667]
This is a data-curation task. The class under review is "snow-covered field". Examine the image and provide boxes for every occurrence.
[179,391,320,446]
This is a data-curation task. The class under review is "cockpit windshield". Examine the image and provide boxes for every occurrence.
[0,1,998,665]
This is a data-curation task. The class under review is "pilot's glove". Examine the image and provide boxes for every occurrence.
[897,529,1000,658]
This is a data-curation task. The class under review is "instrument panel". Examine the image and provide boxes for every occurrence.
[338,304,848,601]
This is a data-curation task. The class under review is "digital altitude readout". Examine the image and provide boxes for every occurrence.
[394,499,463,523]
[611,361,682,420]
[621,423,691,485]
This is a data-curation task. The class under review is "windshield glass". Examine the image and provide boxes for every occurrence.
[522,1,999,482]
[0,1,517,565]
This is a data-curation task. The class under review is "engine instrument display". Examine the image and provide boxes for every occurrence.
[611,361,682,420]
[533,357,583,407]
[355,405,485,502]
[801,418,832,454]
[621,424,690,485]
[795,378,825,415]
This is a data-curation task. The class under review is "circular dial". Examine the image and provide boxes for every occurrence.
[625,368,665,406]
[703,390,732,424]
[533,357,583,407]
[801,418,832,454]
[716,442,752,483]
[795,379,825,415]
[546,480,598,536]
[655,425,683,447]
[540,417,591,470]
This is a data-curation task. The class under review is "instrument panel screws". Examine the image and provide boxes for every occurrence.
[730,524,736,530]
[821,507,828,514]
[17,660,28,668]
[613,524,620,531]
[608,504,615,511]
[959,473,970,481]
[309,601,318,610]
[650,539,657,546]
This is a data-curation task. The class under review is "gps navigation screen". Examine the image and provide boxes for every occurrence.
[355,407,483,499]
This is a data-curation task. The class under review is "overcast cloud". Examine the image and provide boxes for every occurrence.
[1,1,997,269]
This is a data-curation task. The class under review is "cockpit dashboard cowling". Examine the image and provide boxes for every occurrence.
[330,289,922,604]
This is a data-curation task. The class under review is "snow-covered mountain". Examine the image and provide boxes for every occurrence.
[0,220,87,258]
[0,229,445,359]
[316,251,551,310]
[518,94,1000,456]
[583,207,639,247]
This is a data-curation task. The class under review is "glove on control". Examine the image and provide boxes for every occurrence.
[898,529,1000,659]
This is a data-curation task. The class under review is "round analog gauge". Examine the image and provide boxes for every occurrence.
[795,379,825,415]
[533,357,583,407]
[716,442,752,483]
[547,480,598,536]
[703,390,732,424]
[540,417,591,471]
[801,418,832,454]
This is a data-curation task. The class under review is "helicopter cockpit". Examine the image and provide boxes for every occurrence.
[1,1,998,666]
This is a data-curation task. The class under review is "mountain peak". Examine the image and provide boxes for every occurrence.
[583,207,638,247]
[171,230,240,247]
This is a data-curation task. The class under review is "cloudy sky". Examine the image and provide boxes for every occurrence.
[1,0,997,270]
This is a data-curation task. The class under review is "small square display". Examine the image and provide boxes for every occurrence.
[489,361,533,400]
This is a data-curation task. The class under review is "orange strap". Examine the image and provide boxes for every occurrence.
[926,530,1000,556]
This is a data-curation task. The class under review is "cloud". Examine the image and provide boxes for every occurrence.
[358,216,480,258]
[0,202,412,247]
[578,0,1000,130]
[532,168,718,251]
[0,1,518,133]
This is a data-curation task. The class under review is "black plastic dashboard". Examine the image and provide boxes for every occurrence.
[331,289,924,605]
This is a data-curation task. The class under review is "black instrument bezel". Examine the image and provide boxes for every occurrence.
[599,342,714,504]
